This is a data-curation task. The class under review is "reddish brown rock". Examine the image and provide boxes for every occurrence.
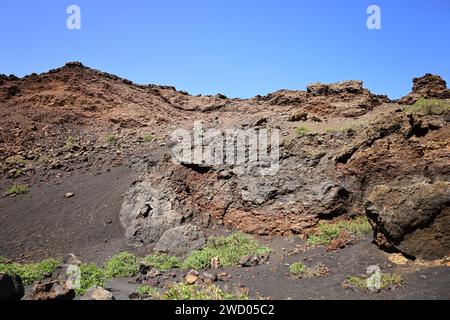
[399,73,450,105]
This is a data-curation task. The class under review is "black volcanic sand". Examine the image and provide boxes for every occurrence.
[0,165,137,264]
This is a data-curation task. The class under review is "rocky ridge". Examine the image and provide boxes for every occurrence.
[1,64,449,261]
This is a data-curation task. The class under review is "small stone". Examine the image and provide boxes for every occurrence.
[217,170,232,180]
[82,286,114,300]
[387,253,409,266]
[185,270,199,285]
[201,272,217,284]
[64,192,74,199]
[211,256,221,269]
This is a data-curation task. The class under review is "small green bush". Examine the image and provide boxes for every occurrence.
[289,262,307,276]
[64,135,77,150]
[295,127,313,136]
[5,183,28,196]
[106,134,118,144]
[142,253,181,271]
[137,285,159,298]
[346,275,368,290]
[307,223,341,246]
[307,216,372,246]
[345,273,404,291]
[338,216,372,234]
[5,155,27,165]
[0,258,61,285]
[380,273,404,289]
[104,252,139,278]
[405,98,450,115]
[162,283,248,301]
[142,134,155,143]
[182,232,271,270]
[77,263,106,295]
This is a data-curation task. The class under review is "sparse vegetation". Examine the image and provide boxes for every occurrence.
[5,155,27,165]
[346,275,367,290]
[162,283,248,300]
[289,262,330,279]
[182,232,271,270]
[0,258,61,285]
[142,134,155,143]
[77,263,106,295]
[405,98,450,115]
[5,183,29,196]
[142,252,182,271]
[9,169,24,178]
[106,134,118,144]
[289,262,307,276]
[338,216,372,234]
[345,273,404,291]
[37,154,50,165]
[104,252,139,278]
[64,135,78,150]
[137,285,159,298]
[380,273,404,289]
[295,126,313,136]
[308,216,372,246]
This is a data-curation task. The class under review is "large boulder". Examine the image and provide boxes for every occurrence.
[25,254,81,300]
[0,274,25,300]
[154,224,206,256]
[25,279,75,301]
[365,181,450,260]
[120,180,183,247]
[399,74,450,105]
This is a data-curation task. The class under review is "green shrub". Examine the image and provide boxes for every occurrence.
[345,273,404,291]
[5,155,27,165]
[5,183,28,196]
[162,283,248,301]
[64,135,77,150]
[0,258,61,285]
[346,275,368,290]
[104,252,139,278]
[380,273,404,289]
[182,232,271,270]
[106,134,118,144]
[137,285,159,298]
[289,262,307,276]
[338,216,372,234]
[142,253,182,271]
[307,216,372,246]
[142,134,155,143]
[77,263,106,295]
[307,223,341,246]
[405,98,450,115]
[295,127,313,136]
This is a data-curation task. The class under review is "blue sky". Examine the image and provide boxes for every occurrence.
[0,0,449,99]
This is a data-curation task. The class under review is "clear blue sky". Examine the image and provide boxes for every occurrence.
[0,0,449,99]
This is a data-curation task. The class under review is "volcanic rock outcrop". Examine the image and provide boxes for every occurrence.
[1,63,448,260]
[365,181,450,260]
[398,73,450,105]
